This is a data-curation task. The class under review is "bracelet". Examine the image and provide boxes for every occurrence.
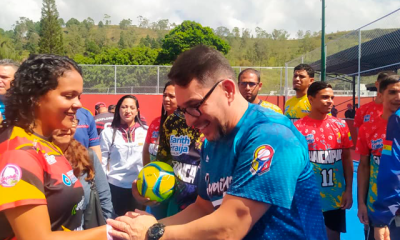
[106,224,113,240]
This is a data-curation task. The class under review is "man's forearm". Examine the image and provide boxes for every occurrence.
[342,149,353,191]
[357,159,370,205]
[159,197,213,226]
[161,208,247,240]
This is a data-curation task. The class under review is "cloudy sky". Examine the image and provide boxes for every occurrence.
[1,0,400,37]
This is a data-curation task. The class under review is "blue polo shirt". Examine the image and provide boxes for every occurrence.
[0,99,5,119]
[199,104,327,239]
[74,108,100,148]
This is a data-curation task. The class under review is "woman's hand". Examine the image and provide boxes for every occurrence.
[131,180,159,207]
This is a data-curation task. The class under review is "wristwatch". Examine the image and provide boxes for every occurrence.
[147,223,165,240]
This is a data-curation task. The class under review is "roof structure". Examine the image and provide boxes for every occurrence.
[310,29,400,76]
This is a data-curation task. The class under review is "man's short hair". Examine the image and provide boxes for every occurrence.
[0,59,20,71]
[294,64,315,78]
[168,45,235,87]
[238,68,260,83]
[307,81,332,97]
[379,75,400,93]
[377,71,396,82]
[108,104,116,112]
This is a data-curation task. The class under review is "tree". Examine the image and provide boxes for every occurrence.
[137,16,149,28]
[58,18,65,27]
[39,0,64,54]
[119,19,132,30]
[82,17,94,31]
[118,31,127,48]
[157,21,230,64]
[104,14,111,25]
[98,21,104,28]
[232,27,240,38]
[255,27,270,38]
[215,26,231,37]
[66,18,80,28]
[271,29,290,40]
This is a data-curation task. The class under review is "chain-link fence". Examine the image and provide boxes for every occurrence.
[285,8,400,100]
[81,65,289,95]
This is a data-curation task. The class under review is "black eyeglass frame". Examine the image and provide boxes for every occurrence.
[176,79,224,118]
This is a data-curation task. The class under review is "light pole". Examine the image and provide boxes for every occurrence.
[321,0,326,81]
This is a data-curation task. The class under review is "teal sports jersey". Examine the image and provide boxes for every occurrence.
[198,104,327,240]
[295,115,353,212]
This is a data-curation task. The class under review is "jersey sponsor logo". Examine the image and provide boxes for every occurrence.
[44,153,57,165]
[170,135,190,156]
[309,149,342,164]
[67,170,78,184]
[364,114,371,122]
[172,161,198,184]
[0,164,22,187]
[151,131,159,139]
[371,139,383,150]
[205,173,232,197]
[71,196,85,215]
[306,134,315,144]
[62,173,72,186]
[250,145,274,176]
[373,155,381,165]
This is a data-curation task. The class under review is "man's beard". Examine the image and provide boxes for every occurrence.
[208,121,229,142]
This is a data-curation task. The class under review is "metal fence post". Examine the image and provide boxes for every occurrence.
[357,29,362,108]
[114,65,117,94]
[284,63,289,103]
[280,67,283,95]
[157,66,160,94]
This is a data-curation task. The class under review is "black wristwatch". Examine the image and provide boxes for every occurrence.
[147,223,165,240]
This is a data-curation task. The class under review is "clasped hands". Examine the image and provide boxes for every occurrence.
[107,210,158,240]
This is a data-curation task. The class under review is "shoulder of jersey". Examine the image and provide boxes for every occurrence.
[79,107,93,116]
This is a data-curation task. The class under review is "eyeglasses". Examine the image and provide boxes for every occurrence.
[176,80,224,118]
[239,82,259,88]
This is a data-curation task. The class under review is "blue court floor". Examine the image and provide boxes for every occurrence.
[342,161,364,240]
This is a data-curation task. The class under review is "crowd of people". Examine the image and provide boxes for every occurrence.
[0,46,399,240]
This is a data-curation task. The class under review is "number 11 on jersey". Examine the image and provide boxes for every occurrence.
[321,168,334,187]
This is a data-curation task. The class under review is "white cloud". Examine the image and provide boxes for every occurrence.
[1,0,399,38]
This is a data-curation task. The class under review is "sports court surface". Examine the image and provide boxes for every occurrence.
[343,161,364,240]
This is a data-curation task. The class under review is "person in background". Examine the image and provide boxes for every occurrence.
[108,45,327,240]
[52,118,115,225]
[284,64,315,122]
[331,105,338,117]
[373,105,400,240]
[356,75,400,240]
[140,81,178,219]
[0,59,20,121]
[295,81,353,240]
[75,107,102,161]
[94,102,114,136]
[354,71,396,128]
[100,95,147,216]
[0,54,109,240]
[238,68,282,114]
[143,81,177,165]
[344,104,355,119]
[108,104,116,113]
